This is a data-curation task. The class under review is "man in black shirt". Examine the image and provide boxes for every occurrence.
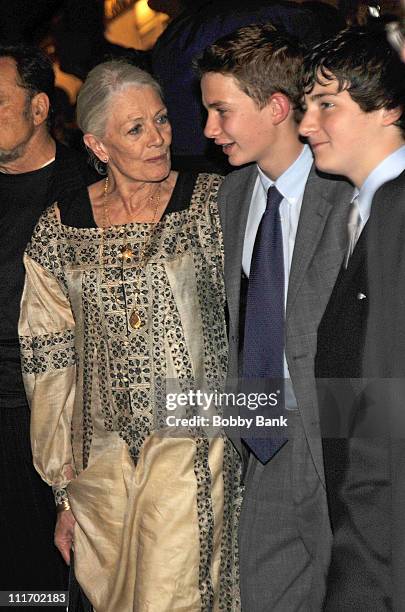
[0,45,97,602]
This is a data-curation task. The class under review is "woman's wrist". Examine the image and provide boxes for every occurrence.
[56,499,71,514]
[53,485,70,511]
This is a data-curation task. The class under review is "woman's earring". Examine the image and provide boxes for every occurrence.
[104,158,109,164]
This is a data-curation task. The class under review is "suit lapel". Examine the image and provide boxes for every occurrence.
[223,166,258,333]
[287,167,351,317]
[329,223,368,307]
[287,168,353,487]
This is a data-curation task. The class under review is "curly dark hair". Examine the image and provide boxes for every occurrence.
[303,24,405,136]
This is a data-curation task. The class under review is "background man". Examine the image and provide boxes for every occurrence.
[198,25,352,611]
[0,45,96,599]
[300,24,405,609]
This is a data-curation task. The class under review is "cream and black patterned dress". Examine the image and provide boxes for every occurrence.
[19,173,241,612]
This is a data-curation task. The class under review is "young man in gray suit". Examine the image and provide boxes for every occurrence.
[198,25,352,611]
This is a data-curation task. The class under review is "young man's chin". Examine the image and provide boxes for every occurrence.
[312,156,341,177]
[227,153,254,167]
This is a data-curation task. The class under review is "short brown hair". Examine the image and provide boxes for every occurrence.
[196,24,304,111]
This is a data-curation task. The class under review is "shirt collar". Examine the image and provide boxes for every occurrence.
[257,144,313,204]
[354,144,405,222]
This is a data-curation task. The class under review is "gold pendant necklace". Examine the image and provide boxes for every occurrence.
[100,175,161,330]
[129,309,142,330]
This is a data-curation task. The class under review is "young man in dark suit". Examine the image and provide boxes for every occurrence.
[198,25,352,611]
[300,24,405,610]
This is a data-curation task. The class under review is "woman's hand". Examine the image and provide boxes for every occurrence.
[54,509,76,565]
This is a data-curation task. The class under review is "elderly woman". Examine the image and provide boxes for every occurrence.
[19,61,241,612]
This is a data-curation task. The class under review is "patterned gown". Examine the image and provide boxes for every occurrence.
[19,173,241,612]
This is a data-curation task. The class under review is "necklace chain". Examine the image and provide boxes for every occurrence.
[100,175,162,330]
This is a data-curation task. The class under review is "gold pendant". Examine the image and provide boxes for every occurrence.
[129,309,142,330]
[121,246,133,262]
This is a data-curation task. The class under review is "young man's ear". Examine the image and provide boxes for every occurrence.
[268,92,292,126]
[382,106,403,127]
[31,93,50,126]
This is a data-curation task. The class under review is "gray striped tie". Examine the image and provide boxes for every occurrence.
[344,197,361,269]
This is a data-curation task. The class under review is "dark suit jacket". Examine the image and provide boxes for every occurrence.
[317,171,405,611]
[316,227,368,529]
[364,169,405,612]
[316,228,392,610]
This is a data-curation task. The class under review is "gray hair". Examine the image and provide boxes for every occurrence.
[76,60,163,138]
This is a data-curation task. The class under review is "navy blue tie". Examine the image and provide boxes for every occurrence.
[243,185,287,463]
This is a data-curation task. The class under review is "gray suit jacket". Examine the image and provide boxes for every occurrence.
[219,162,353,611]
